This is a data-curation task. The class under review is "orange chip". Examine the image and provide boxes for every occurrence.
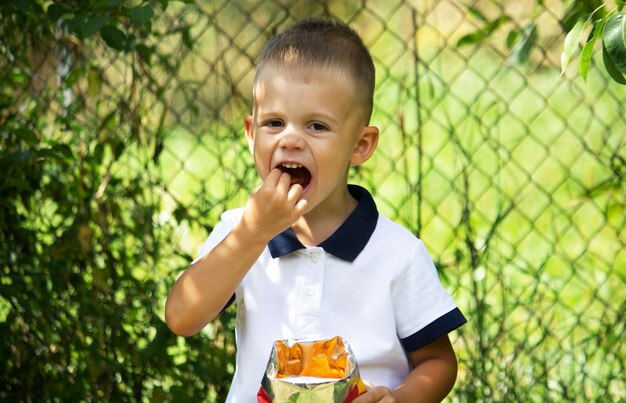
[315,336,339,357]
[275,337,350,379]
[285,358,301,376]
[330,352,347,371]
[291,343,304,363]
[300,354,345,378]
[275,342,290,377]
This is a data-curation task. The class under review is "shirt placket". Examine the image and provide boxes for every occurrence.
[295,248,325,338]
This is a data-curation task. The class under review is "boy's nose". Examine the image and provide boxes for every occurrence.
[278,132,305,150]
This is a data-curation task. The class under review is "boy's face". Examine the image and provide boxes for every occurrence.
[244,67,378,214]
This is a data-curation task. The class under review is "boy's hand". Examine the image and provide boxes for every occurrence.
[353,385,397,403]
[240,168,308,242]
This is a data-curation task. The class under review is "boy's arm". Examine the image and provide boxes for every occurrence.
[165,169,307,337]
[354,334,458,403]
[394,334,458,402]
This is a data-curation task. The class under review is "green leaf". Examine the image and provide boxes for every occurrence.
[82,15,109,38]
[15,127,38,144]
[510,23,538,65]
[47,4,68,22]
[100,24,127,51]
[561,19,586,74]
[505,29,521,49]
[457,31,484,47]
[51,144,73,160]
[467,6,489,23]
[66,13,88,36]
[129,3,154,26]
[87,0,115,12]
[579,19,606,80]
[457,16,511,47]
[602,41,626,84]
[602,13,626,74]
[16,0,34,14]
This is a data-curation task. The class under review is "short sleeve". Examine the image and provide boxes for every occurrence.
[392,239,466,352]
[191,208,244,265]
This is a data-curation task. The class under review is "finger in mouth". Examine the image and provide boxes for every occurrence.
[278,163,311,188]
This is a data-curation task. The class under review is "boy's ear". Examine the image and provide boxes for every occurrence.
[350,126,379,165]
[243,115,254,154]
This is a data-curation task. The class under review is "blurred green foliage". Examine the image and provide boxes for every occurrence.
[458,0,626,84]
[0,1,234,400]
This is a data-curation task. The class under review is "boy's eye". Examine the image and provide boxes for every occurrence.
[310,122,328,131]
[264,119,284,128]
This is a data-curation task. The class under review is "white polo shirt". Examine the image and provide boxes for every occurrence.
[195,185,466,403]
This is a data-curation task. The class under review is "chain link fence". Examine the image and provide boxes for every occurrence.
[3,0,625,401]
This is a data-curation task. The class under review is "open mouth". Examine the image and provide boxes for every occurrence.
[277,162,312,189]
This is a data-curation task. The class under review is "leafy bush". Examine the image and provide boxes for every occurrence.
[0,1,234,400]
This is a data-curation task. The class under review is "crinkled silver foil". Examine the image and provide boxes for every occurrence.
[258,336,363,403]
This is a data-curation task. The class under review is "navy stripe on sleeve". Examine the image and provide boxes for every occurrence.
[401,308,467,352]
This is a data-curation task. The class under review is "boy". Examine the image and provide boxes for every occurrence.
[165,18,466,402]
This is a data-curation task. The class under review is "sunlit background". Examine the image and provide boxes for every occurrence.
[1,0,624,401]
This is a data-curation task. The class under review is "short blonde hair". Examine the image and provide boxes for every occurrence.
[254,18,375,124]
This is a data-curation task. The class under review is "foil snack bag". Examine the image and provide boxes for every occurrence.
[257,336,366,403]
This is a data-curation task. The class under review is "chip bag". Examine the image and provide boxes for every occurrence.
[257,336,366,403]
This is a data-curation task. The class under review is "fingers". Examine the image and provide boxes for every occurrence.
[353,386,396,403]
[287,182,302,202]
[257,169,307,215]
[264,168,291,194]
[263,168,285,188]
[276,170,292,194]
[369,387,395,402]
[243,169,308,239]
[294,198,308,215]
[286,181,308,216]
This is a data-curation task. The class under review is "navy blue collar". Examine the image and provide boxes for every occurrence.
[267,185,379,262]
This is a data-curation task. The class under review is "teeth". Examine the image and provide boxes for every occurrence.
[281,163,302,169]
